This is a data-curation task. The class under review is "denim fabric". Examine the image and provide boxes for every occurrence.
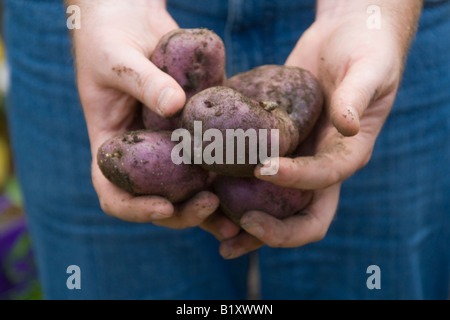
[3,0,450,299]
[3,0,249,300]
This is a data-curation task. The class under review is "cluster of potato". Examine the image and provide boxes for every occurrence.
[97,28,323,225]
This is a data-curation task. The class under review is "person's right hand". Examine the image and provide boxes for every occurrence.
[67,0,240,239]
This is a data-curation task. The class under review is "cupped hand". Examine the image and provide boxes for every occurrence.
[69,0,239,237]
[219,2,422,259]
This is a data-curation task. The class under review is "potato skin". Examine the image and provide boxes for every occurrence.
[227,65,323,144]
[97,130,209,203]
[142,107,180,131]
[214,175,313,225]
[143,28,227,131]
[180,86,299,177]
[152,28,226,99]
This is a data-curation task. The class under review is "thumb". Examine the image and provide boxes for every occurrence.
[107,50,186,117]
[329,61,381,136]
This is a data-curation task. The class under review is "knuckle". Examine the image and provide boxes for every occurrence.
[311,218,329,242]
[354,87,371,112]
[327,168,342,187]
[313,229,327,242]
[99,197,115,217]
[98,193,128,219]
[360,148,373,169]
[138,72,156,106]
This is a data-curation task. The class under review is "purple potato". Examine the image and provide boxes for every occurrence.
[97,130,209,203]
[180,86,299,177]
[227,65,323,144]
[214,175,313,225]
[142,105,180,131]
[143,28,227,131]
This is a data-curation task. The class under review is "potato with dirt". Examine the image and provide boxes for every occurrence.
[205,65,322,222]
[227,64,323,144]
[98,29,324,224]
[142,28,227,131]
[179,86,300,177]
[213,175,313,225]
[97,130,209,203]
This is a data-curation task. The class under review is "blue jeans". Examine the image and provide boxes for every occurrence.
[4,0,450,299]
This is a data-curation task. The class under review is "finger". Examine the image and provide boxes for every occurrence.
[219,231,264,260]
[200,210,241,241]
[284,27,322,76]
[92,164,174,223]
[104,49,186,117]
[242,184,340,247]
[219,184,341,259]
[255,134,370,190]
[328,60,382,136]
[152,191,220,229]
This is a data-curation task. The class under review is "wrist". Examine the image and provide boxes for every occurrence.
[66,0,176,49]
[316,0,423,61]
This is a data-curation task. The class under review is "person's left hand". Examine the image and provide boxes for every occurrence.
[218,2,422,259]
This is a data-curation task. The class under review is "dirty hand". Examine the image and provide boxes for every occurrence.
[68,0,239,237]
[219,0,423,259]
